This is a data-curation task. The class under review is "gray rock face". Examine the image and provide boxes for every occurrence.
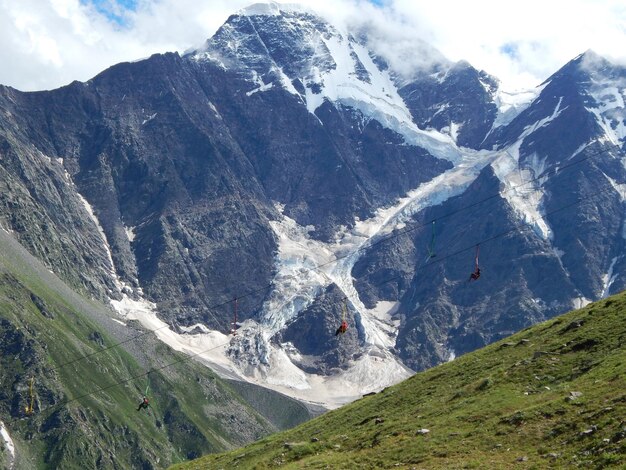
[1,52,282,327]
[0,89,120,300]
[279,284,364,374]
[0,7,452,335]
[399,60,499,149]
[353,50,626,370]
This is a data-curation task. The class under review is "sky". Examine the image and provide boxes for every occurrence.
[1,0,625,92]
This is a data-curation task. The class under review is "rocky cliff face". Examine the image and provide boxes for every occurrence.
[1,4,625,406]
[398,60,499,149]
[356,50,626,370]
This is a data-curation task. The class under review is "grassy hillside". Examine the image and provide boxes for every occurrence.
[173,292,626,469]
[0,229,313,469]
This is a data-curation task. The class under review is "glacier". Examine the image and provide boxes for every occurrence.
[109,147,500,408]
[105,3,510,407]
[104,3,625,409]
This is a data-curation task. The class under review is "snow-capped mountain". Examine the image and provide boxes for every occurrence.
[193,3,468,160]
[1,2,626,407]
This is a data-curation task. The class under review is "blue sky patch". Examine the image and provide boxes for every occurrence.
[81,0,137,25]
[500,42,520,60]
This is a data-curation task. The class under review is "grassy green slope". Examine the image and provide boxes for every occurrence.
[174,292,626,469]
[0,230,312,469]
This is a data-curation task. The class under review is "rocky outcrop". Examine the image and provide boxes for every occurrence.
[279,284,364,374]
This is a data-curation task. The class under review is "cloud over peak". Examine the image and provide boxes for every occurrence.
[0,0,625,91]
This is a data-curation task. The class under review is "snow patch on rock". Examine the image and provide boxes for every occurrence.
[572,297,592,309]
[490,98,575,242]
[492,85,544,129]
[110,294,239,380]
[76,192,118,281]
[604,172,626,201]
[587,80,626,145]
[0,421,15,469]
[601,256,620,298]
[491,142,553,241]
[124,225,136,242]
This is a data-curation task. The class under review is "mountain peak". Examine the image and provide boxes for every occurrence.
[540,49,615,87]
[578,49,615,74]
[237,1,311,17]
[570,49,611,71]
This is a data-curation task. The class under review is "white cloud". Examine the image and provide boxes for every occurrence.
[386,0,626,89]
[0,0,625,91]
[0,0,144,90]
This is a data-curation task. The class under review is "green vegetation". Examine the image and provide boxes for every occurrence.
[0,231,311,469]
[174,293,626,469]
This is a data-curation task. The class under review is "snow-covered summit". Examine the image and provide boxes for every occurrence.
[190,1,462,160]
[237,1,311,17]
